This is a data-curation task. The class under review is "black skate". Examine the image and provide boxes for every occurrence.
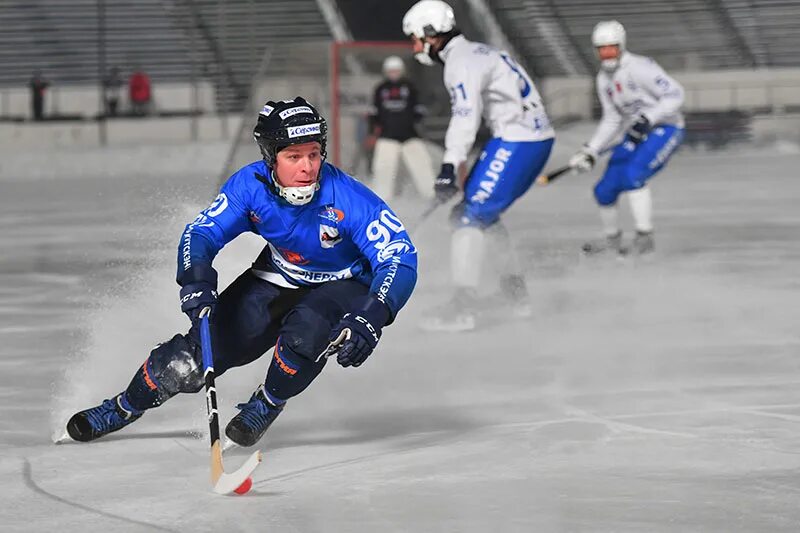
[66,393,143,442]
[582,231,623,255]
[620,231,655,256]
[225,385,284,447]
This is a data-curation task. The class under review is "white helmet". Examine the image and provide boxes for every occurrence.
[382,55,405,76]
[402,0,456,66]
[591,20,626,71]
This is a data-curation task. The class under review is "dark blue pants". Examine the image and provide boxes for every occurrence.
[126,270,368,410]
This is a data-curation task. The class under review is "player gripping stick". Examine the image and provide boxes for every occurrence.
[402,0,554,331]
[66,97,418,447]
[569,20,685,256]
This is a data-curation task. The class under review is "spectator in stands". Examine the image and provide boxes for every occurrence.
[129,67,152,116]
[367,56,434,200]
[104,67,124,117]
[29,71,49,121]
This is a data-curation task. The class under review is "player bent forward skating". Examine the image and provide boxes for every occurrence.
[67,97,418,446]
[569,20,685,256]
[402,0,554,332]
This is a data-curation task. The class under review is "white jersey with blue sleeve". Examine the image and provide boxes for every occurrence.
[437,34,554,169]
[587,52,685,154]
[177,161,418,319]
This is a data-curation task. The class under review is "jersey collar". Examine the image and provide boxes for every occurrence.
[437,34,465,64]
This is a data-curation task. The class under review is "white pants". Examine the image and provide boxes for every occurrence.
[371,137,435,200]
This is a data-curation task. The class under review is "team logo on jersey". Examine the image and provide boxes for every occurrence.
[249,210,262,224]
[615,81,623,93]
[319,224,342,248]
[319,206,345,223]
[277,248,310,265]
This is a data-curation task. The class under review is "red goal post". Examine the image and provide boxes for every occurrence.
[330,41,414,171]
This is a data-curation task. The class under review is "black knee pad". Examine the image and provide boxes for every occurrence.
[125,334,204,411]
[148,334,205,396]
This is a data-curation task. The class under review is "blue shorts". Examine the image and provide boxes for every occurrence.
[459,137,554,228]
[594,125,683,206]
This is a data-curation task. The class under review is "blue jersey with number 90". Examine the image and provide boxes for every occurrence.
[177,160,417,318]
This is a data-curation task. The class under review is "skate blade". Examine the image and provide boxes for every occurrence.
[419,316,476,333]
[222,438,239,452]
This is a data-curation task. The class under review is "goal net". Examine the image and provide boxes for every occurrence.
[218,40,449,186]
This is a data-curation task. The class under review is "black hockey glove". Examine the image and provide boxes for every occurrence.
[329,296,390,368]
[179,281,218,327]
[434,163,458,204]
[627,115,651,144]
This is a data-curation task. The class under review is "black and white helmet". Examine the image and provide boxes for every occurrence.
[253,97,328,205]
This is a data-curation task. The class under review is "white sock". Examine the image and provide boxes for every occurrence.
[451,226,485,289]
[598,205,620,236]
[627,187,653,233]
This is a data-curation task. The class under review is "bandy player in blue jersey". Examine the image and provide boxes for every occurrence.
[570,21,685,256]
[402,0,554,332]
[67,98,418,447]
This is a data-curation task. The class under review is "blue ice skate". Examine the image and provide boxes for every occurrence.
[225,385,284,447]
[66,393,143,442]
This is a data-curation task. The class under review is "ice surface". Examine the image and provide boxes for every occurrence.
[1,141,799,532]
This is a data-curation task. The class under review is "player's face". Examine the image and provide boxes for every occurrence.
[274,142,322,188]
[385,68,403,82]
[596,45,620,61]
[411,35,439,53]
[411,35,425,54]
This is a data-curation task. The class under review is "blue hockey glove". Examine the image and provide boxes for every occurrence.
[329,296,390,368]
[434,163,458,204]
[179,281,218,326]
[627,115,651,144]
